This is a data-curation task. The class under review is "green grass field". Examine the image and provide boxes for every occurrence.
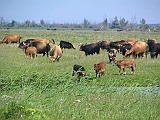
[0,29,160,120]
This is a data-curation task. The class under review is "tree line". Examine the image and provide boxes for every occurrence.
[0,16,159,31]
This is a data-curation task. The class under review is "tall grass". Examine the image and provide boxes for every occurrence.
[0,29,159,119]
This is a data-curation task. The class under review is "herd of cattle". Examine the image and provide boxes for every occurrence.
[0,34,160,77]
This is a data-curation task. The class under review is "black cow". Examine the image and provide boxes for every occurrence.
[72,64,86,77]
[79,42,101,56]
[108,48,117,63]
[147,39,159,58]
[147,39,157,52]
[119,43,132,56]
[27,41,51,57]
[150,43,160,59]
[59,40,75,49]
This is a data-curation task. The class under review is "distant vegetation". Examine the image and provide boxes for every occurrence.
[0,16,160,32]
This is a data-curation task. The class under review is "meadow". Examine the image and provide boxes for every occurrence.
[0,29,160,120]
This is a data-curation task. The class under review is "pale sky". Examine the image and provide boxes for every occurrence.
[0,0,160,24]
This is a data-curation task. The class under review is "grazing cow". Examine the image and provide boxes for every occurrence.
[27,41,50,57]
[100,40,110,50]
[150,43,160,59]
[0,35,21,44]
[79,42,101,56]
[124,41,148,58]
[50,45,62,62]
[113,59,135,75]
[108,48,117,63]
[25,46,37,59]
[94,61,106,77]
[72,64,86,77]
[119,43,132,56]
[59,40,75,49]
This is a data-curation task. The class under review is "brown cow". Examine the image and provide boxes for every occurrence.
[124,41,148,58]
[113,59,135,75]
[50,45,62,62]
[94,61,106,77]
[0,35,21,44]
[25,46,37,59]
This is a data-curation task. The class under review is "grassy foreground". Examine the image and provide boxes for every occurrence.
[0,29,160,120]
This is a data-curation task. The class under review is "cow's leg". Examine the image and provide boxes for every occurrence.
[119,68,122,74]
[155,53,158,58]
[42,52,45,57]
[131,66,135,74]
[123,68,126,75]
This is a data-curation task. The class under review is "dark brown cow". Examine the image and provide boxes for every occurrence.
[94,61,106,77]
[27,41,50,57]
[0,35,21,44]
[113,59,135,75]
[124,41,148,58]
[50,45,62,62]
[25,46,37,59]
[100,40,110,50]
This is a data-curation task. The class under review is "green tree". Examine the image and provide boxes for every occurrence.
[119,18,128,30]
[40,19,45,27]
[11,20,16,27]
[103,18,108,29]
[25,20,30,27]
[83,18,90,28]
[111,16,120,29]
[139,18,149,31]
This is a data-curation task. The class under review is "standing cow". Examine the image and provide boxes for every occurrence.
[50,45,63,62]
[94,61,106,77]
[79,42,101,56]
[28,41,51,57]
[147,39,160,58]
[25,46,37,59]
[0,35,21,44]
[113,59,135,75]
[59,40,75,49]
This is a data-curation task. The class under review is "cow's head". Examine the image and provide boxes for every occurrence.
[79,44,85,51]
[113,60,118,66]
[124,50,131,57]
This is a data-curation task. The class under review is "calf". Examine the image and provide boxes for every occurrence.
[113,59,135,75]
[108,48,117,63]
[94,61,106,77]
[72,64,86,77]
[25,46,37,59]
